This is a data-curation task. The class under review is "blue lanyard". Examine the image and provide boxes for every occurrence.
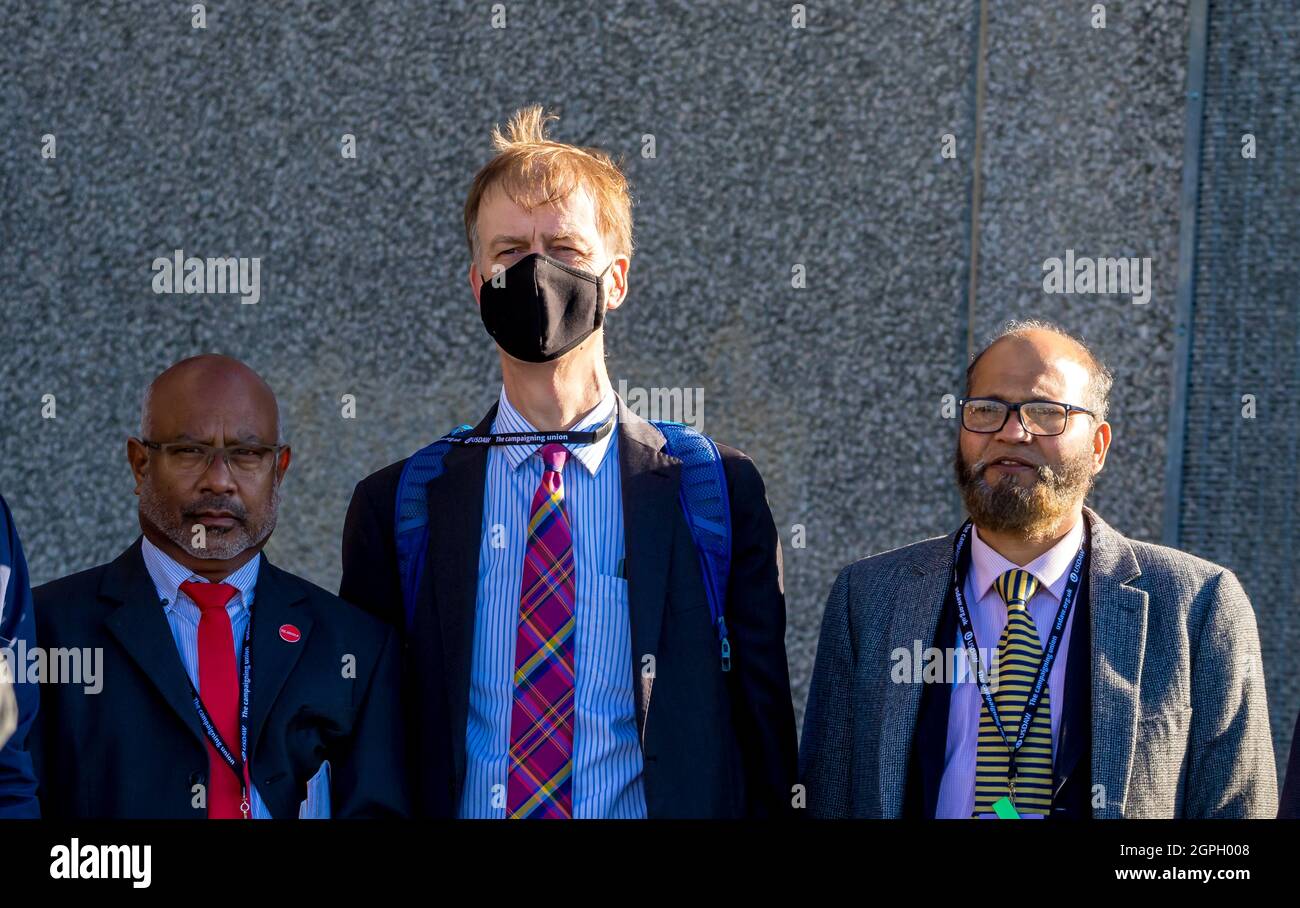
[949,520,1087,764]
[188,620,253,818]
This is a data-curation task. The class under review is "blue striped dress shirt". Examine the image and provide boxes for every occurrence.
[459,386,647,819]
[140,536,329,819]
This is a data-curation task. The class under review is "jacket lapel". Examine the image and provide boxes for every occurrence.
[1052,528,1092,813]
[425,404,495,787]
[879,535,954,817]
[102,539,210,749]
[616,397,681,740]
[245,555,312,760]
[1082,507,1147,818]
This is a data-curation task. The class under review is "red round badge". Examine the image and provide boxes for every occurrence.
[279,624,301,643]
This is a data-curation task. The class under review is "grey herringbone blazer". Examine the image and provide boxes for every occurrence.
[799,507,1278,818]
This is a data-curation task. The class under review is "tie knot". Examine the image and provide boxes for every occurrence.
[993,568,1039,609]
[179,580,239,612]
[539,443,570,474]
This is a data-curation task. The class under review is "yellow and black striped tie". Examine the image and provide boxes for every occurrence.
[972,568,1054,816]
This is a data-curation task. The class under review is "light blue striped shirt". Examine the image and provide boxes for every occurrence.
[459,386,647,819]
[140,536,329,819]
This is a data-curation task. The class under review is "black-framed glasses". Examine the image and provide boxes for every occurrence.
[136,439,286,477]
[958,398,1094,437]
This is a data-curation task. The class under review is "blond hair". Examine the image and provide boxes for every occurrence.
[463,106,634,263]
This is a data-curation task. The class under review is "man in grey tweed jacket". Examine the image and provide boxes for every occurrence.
[800,322,1277,819]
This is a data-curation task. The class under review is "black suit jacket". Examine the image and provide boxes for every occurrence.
[339,396,798,817]
[901,565,1092,818]
[1280,711,1300,818]
[32,538,410,818]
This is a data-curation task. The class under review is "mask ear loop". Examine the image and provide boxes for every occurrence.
[593,258,615,328]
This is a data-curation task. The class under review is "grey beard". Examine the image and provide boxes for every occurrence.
[139,481,280,560]
[954,443,1095,540]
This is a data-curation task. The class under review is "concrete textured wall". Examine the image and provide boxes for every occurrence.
[1,0,1294,787]
[1175,0,1300,782]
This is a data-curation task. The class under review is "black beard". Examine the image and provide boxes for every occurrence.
[953,442,1096,539]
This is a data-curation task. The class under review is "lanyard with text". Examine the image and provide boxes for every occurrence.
[949,519,1088,786]
[188,620,253,819]
[442,416,614,447]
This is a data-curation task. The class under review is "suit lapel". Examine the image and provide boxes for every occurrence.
[879,537,954,817]
[245,555,312,759]
[426,404,495,786]
[103,539,209,749]
[1053,541,1092,813]
[616,397,681,741]
[1082,507,1147,818]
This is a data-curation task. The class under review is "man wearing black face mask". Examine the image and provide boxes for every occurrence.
[340,106,798,819]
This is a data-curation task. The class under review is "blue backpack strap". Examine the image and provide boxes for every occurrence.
[394,424,473,634]
[652,420,733,671]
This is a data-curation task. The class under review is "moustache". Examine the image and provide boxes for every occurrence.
[182,497,248,522]
[970,457,1051,481]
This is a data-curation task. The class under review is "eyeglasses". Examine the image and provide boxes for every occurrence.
[958,398,1094,437]
[136,439,286,477]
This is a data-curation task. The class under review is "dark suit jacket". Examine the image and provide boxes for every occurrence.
[339,395,798,817]
[1280,712,1300,818]
[32,538,410,818]
[0,494,40,817]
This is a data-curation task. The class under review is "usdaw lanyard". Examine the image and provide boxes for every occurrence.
[442,416,614,447]
[949,519,1088,800]
[188,620,253,819]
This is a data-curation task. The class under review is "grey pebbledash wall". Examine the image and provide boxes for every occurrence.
[1,0,1295,790]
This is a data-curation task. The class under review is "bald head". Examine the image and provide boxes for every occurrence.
[966,320,1112,422]
[140,354,282,445]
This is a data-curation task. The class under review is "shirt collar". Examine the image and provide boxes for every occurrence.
[969,515,1085,604]
[491,385,618,477]
[140,535,260,611]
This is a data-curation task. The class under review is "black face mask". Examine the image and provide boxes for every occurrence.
[478,253,613,363]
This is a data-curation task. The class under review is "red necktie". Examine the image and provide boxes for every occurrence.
[179,580,245,819]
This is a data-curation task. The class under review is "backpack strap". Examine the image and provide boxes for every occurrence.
[651,420,733,671]
[393,419,734,672]
[394,424,472,634]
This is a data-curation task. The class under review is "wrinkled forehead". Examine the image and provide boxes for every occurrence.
[145,370,279,443]
[476,181,602,245]
[969,335,1092,404]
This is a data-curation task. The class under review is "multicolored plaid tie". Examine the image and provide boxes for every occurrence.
[972,568,1054,816]
[506,443,576,819]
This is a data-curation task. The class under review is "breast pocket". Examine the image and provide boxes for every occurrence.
[582,574,631,654]
[579,573,639,699]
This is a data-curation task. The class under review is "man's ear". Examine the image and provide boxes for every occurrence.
[126,437,149,493]
[275,446,292,481]
[604,254,630,312]
[468,261,482,306]
[1092,421,1112,473]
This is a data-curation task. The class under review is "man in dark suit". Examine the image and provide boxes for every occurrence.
[33,354,408,818]
[340,106,797,818]
[801,321,1276,818]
